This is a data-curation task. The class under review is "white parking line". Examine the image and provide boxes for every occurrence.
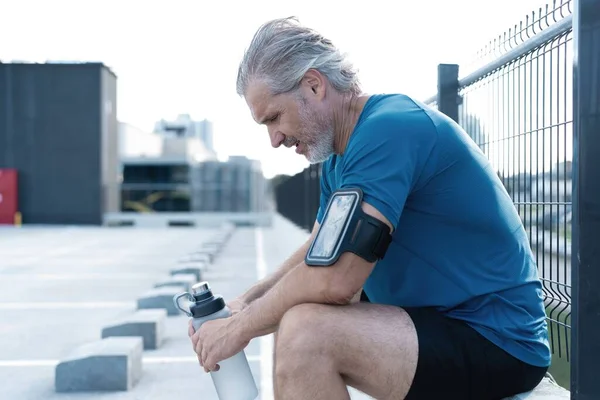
[0,355,262,368]
[255,228,274,400]
[0,273,165,280]
[0,360,57,367]
[0,302,134,310]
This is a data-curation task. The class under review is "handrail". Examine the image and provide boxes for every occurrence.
[423,14,572,105]
[459,14,572,88]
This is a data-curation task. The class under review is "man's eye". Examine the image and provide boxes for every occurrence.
[269,115,279,122]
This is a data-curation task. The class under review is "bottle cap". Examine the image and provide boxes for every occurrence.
[189,281,226,318]
[192,282,210,295]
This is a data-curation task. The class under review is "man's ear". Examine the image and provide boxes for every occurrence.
[301,69,326,100]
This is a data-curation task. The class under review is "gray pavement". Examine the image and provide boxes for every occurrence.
[0,216,371,400]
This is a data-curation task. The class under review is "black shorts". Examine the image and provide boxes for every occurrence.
[359,292,548,399]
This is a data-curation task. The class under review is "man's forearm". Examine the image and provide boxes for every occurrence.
[236,258,356,339]
[235,247,372,339]
[239,240,311,305]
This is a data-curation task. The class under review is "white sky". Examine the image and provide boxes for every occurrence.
[1,0,548,178]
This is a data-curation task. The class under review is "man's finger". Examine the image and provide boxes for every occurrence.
[188,320,195,338]
[195,337,203,363]
[201,347,208,370]
[204,355,215,372]
[191,331,199,350]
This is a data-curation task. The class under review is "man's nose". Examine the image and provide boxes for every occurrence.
[269,130,285,148]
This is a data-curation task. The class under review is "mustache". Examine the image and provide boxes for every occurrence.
[282,136,299,147]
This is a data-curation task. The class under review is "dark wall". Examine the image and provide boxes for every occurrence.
[0,62,118,224]
[274,163,321,232]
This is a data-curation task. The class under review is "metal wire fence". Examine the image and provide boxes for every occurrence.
[424,0,574,383]
[272,163,321,232]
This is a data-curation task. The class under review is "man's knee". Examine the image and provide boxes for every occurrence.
[277,303,328,351]
[276,304,334,361]
[275,304,332,381]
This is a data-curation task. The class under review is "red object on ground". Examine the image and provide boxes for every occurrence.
[0,169,18,225]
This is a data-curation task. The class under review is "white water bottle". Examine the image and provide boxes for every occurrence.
[174,282,259,400]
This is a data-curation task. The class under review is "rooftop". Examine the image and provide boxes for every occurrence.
[0,215,368,399]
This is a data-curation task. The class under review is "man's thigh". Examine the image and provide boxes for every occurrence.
[294,302,418,399]
[395,306,548,400]
[351,293,548,399]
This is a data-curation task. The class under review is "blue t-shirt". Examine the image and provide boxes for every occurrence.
[316,93,551,368]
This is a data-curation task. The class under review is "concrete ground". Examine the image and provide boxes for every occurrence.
[0,215,371,400]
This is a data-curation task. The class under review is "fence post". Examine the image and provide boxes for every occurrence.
[436,64,460,122]
[571,0,600,398]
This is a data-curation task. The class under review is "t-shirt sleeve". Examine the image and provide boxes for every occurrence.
[339,116,437,231]
[316,163,332,224]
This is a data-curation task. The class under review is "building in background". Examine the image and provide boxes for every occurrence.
[120,153,268,215]
[0,61,269,226]
[118,122,267,216]
[0,62,119,225]
[119,120,217,163]
[190,155,267,214]
[118,119,219,214]
[118,122,163,159]
[153,114,214,153]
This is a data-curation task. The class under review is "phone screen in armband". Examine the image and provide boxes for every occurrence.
[306,188,361,266]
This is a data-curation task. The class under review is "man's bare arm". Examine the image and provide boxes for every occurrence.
[235,202,391,339]
[237,221,320,306]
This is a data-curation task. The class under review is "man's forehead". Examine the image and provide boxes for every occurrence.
[246,81,276,124]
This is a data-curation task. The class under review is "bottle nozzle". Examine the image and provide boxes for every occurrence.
[191,282,211,295]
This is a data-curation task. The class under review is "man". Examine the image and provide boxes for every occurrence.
[190,16,551,399]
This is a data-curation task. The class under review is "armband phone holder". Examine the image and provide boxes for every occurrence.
[305,188,392,266]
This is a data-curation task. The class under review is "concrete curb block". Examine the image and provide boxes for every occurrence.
[200,242,221,252]
[154,273,197,292]
[55,337,143,392]
[170,265,204,282]
[101,309,167,350]
[137,287,184,316]
[180,252,212,264]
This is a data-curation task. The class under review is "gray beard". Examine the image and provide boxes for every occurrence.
[298,99,335,164]
[305,128,334,164]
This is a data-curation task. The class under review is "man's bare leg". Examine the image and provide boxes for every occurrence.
[271,290,360,398]
[274,302,418,400]
[272,331,279,399]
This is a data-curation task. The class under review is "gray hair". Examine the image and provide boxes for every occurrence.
[236,16,361,97]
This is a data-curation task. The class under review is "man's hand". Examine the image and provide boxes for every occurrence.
[227,297,247,316]
[185,296,246,345]
[188,316,250,373]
